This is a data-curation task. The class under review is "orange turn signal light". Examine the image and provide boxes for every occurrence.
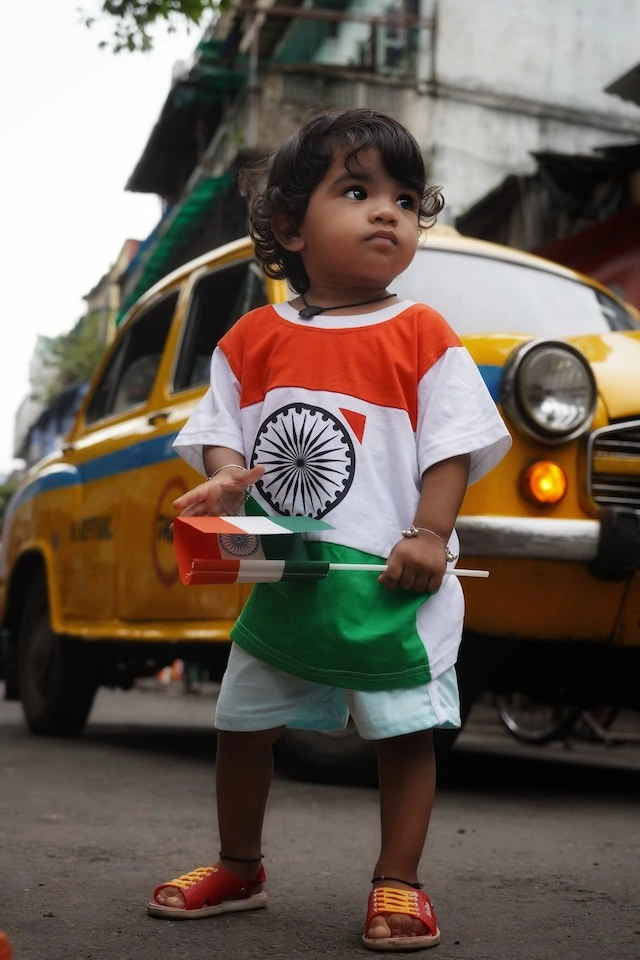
[521,460,567,505]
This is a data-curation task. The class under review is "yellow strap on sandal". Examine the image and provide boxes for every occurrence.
[161,866,214,890]
[362,886,441,952]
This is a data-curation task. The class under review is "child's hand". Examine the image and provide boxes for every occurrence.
[173,464,265,518]
[378,536,448,593]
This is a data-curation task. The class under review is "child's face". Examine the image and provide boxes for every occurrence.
[288,147,421,294]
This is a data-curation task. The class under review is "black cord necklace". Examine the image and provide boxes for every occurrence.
[298,292,395,319]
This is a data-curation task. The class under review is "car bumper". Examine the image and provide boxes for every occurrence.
[457,509,640,579]
[456,516,600,561]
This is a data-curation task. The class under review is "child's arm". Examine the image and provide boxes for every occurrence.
[172,445,264,518]
[378,453,471,593]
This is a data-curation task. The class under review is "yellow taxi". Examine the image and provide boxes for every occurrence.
[1,231,639,777]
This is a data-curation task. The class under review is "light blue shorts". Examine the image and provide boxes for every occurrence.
[215,643,461,741]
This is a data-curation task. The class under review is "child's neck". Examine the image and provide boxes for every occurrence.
[299,291,395,320]
[297,286,396,317]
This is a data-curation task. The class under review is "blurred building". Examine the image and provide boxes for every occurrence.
[17,383,90,469]
[13,239,140,468]
[119,0,640,321]
[13,335,61,463]
[84,238,140,346]
[457,60,640,309]
[13,331,90,468]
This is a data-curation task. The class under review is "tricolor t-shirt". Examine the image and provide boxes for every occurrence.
[174,299,511,691]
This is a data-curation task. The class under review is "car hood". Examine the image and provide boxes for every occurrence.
[463,331,640,420]
[566,331,640,420]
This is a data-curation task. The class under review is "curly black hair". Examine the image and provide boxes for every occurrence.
[238,108,444,294]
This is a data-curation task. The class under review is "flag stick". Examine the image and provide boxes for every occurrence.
[329,564,489,578]
[183,558,490,585]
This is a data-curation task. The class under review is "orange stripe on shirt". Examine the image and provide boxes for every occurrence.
[218,304,461,429]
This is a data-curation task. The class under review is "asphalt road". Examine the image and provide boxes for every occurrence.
[1,686,639,960]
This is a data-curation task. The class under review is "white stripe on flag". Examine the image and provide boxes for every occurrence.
[228,517,296,535]
[236,559,287,582]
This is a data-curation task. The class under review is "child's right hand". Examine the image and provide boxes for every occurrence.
[378,534,448,594]
[173,464,265,518]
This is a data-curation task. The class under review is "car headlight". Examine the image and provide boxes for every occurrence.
[502,340,597,443]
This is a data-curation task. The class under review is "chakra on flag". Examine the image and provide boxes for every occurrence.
[219,534,260,557]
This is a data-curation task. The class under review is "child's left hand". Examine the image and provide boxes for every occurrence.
[378,536,448,593]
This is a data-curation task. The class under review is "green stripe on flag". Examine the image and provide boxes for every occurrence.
[270,517,334,533]
[282,560,331,580]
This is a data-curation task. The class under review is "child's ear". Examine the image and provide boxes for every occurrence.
[273,213,305,252]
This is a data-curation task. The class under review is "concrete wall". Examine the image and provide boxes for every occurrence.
[407,0,640,220]
[253,70,414,154]
[435,0,640,117]
[417,96,637,221]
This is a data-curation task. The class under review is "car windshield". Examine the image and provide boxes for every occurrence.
[393,248,638,335]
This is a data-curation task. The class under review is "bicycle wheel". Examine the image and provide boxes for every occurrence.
[495,694,581,746]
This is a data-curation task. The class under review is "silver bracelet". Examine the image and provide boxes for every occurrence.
[207,463,247,479]
[207,463,252,502]
[401,524,458,563]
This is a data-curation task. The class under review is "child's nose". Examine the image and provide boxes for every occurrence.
[370,201,398,223]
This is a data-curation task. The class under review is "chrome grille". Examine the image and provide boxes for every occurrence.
[588,420,640,510]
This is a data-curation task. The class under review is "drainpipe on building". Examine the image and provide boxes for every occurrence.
[417,0,437,96]
[240,12,266,150]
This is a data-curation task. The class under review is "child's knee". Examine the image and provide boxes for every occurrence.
[218,726,285,750]
[376,728,434,755]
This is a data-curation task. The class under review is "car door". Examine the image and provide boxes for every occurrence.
[59,289,179,622]
[116,255,269,620]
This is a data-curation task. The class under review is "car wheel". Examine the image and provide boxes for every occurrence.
[18,573,97,736]
[495,693,580,745]
[276,720,469,785]
[275,723,378,785]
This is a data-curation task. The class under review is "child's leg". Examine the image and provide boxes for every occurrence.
[217,727,284,877]
[153,726,284,910]
[367,729,436,941]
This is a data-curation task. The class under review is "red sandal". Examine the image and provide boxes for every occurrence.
[362,886,440,951]
[148,863,267,920]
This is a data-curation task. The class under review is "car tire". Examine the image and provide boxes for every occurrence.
[17,572,98,736]
[276,722,467,786]
[275,723,378,785]
[495,694,580,745]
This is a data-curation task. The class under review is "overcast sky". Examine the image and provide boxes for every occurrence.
[0,1,198,475]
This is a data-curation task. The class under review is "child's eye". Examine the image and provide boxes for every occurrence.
[344,186,367,200]
[397,194,418,210]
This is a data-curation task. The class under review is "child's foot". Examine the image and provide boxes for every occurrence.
[363,879,440,951]
[148,860,266,920]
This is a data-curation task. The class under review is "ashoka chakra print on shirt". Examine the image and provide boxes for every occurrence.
[251,403,355,518]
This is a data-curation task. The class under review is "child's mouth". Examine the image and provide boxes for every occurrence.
[368,231,396,245]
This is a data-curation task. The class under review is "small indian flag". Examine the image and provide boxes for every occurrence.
[173,515,334,585]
